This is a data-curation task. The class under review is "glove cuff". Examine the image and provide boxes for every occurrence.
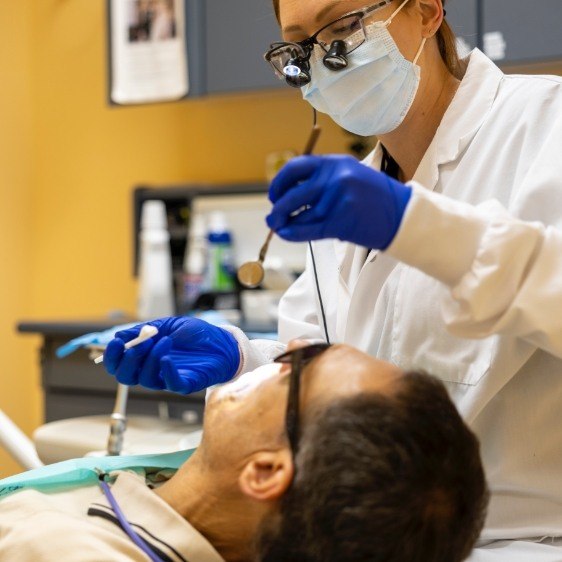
[381,176,413,250]
[221,325,256,377]
[391,177,412,219]
[221,326,287,377]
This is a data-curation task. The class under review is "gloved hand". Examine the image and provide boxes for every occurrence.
[267,155,412,250]
[103,317,241,394]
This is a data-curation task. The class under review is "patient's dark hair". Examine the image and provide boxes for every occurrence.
[255,371,489,562]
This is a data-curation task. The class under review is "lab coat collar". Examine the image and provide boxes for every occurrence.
[89,471,225,562]
[413,49,504,189]
[334,49,504,276]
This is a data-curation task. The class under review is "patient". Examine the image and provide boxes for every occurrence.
[0,343,488,562]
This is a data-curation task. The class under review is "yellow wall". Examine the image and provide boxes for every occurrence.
[0,1,42,478]
[0,1,347,477]
[30,0,348,318]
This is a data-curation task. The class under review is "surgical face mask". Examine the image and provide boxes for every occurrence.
[208,363,282,403]
[302,0,426,136]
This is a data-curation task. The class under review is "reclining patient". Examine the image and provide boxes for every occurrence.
[0,343,488,562]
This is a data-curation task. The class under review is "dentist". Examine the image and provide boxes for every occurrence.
[105,0,562,559]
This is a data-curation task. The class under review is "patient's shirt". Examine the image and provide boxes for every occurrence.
[0,470,224,562]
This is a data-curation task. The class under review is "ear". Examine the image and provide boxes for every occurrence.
[417,0,444,38]
[238,450,294,502]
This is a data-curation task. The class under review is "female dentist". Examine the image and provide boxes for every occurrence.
[105,0,562,559]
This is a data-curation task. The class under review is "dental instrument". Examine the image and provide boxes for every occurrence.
[94,324,159,456]
[94,324,159,364]
[237,117,322,289]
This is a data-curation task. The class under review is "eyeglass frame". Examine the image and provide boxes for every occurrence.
[264,0,394,77]
[274,343,332,457]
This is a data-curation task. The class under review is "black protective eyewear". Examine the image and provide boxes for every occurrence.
[274,343,332,456]
[264,0,393,87]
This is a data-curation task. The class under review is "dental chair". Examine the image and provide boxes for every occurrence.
[0,408,43,470]
[1,330,204,472]
[33,379,202,465]
[1,382,202,472]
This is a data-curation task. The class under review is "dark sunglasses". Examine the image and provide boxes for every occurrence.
[274,343,332,456]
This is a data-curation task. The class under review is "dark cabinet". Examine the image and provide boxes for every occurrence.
[205,0,283,93]
[483,0,562,64]
[447,0,479,54]
[183,0,562,97]
[184,0,284,96]
[200,0,482,94]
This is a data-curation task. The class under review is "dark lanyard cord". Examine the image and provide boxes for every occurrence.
[309,241,331,345]
[381,144,400,180]
[307,108,331,345]
[98,475,166,562]
[308,144,399,346]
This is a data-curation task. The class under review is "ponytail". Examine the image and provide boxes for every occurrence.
[437,2,468,80]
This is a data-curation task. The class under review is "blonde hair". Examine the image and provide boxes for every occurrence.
[271,0,466,79]
[435,1,467,79]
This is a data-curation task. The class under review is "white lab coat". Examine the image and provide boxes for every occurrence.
[236,49,562,555]
[470,539,562,561]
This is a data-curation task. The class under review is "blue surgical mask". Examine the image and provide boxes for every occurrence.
[302,0,426,136]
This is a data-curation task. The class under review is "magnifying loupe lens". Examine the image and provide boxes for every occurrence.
[323,40,348,71]
[283,64,301,77]
[283,58,311,87]
[266,43,311,87]
[286,71,311,87]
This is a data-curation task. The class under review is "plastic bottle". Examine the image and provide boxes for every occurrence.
[137,200,175,320]
[205,212,236,292]
[182,214,207,310]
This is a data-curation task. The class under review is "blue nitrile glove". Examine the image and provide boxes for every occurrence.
[103,317,241,394]
[267,155,412,250]
[56,323,139,358]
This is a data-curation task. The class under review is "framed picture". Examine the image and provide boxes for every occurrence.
[108,0,189,105]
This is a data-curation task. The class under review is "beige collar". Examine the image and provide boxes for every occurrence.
[88,471,225,562]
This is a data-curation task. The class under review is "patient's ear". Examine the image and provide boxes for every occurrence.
[238,450,294,502]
